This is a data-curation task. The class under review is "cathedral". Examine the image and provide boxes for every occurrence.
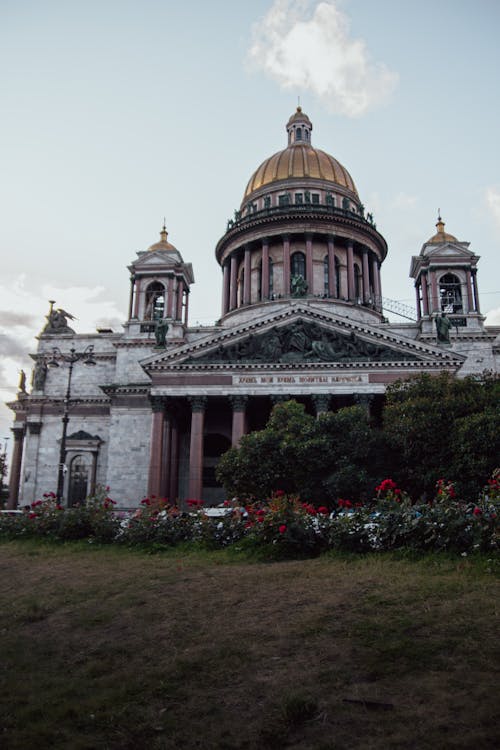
[7,108,500,509]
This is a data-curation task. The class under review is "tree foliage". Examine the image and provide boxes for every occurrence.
[216,401,383,503]
[216,373,499,503]
[383,372,500,498]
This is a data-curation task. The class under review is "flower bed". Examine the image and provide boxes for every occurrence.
[1,473,498,556]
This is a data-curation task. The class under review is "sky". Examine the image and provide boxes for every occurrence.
[1,0,500,459]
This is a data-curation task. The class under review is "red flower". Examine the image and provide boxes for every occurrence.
[376,478,398,493]
[278,524,287,534]
[29,512,36,519]
[343,500,353,509]
[141,498,151,506]
[317,506,329,514]
[275,490,285,497]
[473,507,482,517]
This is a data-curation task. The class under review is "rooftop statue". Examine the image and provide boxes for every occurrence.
[435,313,452,343]
[155,318,169,348]
[42,302,76,335]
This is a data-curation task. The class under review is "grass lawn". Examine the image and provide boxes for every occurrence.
[0,540,498,749]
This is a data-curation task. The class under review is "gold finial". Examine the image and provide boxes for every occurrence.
[160,219,168,242]
[436,210,445,234]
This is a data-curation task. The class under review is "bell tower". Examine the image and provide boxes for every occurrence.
[126,224,194,340]
[410,215,483,338]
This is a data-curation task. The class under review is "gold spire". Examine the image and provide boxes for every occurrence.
[426,211,458,244]
[436,210,445,235]
[160,220,168,243]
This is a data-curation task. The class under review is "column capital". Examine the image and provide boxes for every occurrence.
[188,395,208,412]
[229,395,248,411]
[11,424,26,439]
[150,396,166,413]
[354,394,374,411]
[311,394,331,414]
[271,395,291,405]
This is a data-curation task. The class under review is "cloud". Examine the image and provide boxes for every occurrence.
[0,310,37,328]
[485,187,500,230]
[485,307,500,326]
[248,0,398,117]
[0,333,31,361]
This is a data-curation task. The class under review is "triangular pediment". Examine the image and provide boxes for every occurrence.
[422,242,473,259]
[133,250,180,268]
[141,304,463,371]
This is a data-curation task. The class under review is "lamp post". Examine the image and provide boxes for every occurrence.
[47,345,96,504]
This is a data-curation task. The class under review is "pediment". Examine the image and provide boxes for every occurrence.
[423,242,473,259]
[141,304,463,371]
[132,250,181,268]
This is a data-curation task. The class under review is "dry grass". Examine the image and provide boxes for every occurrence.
[0,541,498,749]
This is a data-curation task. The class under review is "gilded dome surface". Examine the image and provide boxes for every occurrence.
[426,216,458,244]
[242,108,358,203]
[243,146,358,200]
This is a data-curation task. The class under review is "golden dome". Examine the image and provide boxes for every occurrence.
[243,108,358,203]
[243,145,358,201]
[148,225,180,255]
[427,215,458,244]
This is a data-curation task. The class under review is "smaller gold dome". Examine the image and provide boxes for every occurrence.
[148,224,180,255]
[427,215,458,244]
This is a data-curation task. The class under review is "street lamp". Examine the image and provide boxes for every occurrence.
[47,345,96,504]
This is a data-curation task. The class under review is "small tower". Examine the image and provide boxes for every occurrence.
[410,215,483,337]
[126,224,194,340]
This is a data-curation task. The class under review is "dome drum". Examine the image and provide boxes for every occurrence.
[218,231,384,323]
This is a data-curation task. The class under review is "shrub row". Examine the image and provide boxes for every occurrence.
[1,475,498,557]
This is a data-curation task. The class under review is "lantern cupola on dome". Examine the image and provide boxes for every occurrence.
[286,105,313,145]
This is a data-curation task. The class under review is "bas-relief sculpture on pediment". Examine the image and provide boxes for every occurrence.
[184,320,420,364]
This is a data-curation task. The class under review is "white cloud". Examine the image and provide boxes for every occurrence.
[485,307,500,326]
[248,0,398,117]
[486,187,500,230]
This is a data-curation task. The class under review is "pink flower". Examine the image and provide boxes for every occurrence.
[278,524,287,534]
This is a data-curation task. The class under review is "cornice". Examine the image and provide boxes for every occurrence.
[215,207,387,263]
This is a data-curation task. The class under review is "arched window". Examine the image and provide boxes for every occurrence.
[291,251,306,278]
[323,256,329,296]
[68,454,90,507]
[354,263,362,301]
[334,256,341,298]
[440,273,463,313]
[296,127,302,140]
[145,281,165,320]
